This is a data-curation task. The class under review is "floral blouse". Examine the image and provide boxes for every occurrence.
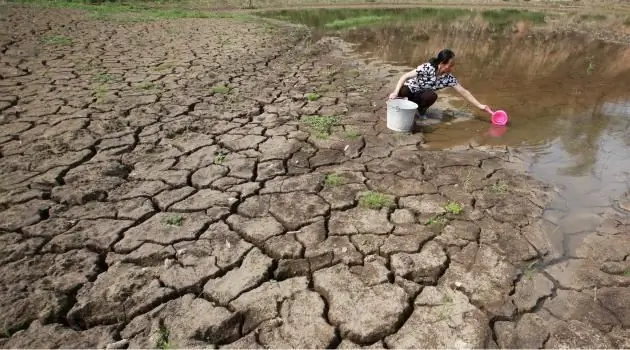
[404,62,459,93]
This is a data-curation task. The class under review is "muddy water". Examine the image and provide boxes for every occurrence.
[339,25,630,228]
[261,9,630,250]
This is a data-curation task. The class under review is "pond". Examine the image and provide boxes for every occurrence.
[261,7,630,252]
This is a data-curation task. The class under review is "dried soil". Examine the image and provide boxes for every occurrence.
[1,5,629,348]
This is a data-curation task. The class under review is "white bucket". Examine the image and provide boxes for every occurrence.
[386,98,418,132]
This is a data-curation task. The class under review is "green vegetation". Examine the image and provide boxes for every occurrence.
[211,85,230,94]
[304,92,321,101]
[214,152,227,164]
[491,180,508,194]
[13,0,249,22]
[481,9,546,30]
[444,201,463,215]
[40,34,72,46]
[425,214,448,226]
[93,72,115,83]
[156,324,172,350]
[344,130,361,140]
[302,115,339,139]
[579,13,607,21]
[625,17,630,27]
[258,7,471,30]
[358,191,393,209]
[324,173,344,186]
[163,215,184,227]
[136,82,156,90]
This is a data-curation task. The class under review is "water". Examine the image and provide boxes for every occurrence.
[260,9,630,233]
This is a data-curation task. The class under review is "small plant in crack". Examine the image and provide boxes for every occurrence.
[304,92,321,101]
[136,82,156,90]
[302,115,339,139]
[441,293,453,304]
[425,214,448,226]
[94,84,107,102]
[344,129,361,140]
[163,215,184,227]
[523,261,538,280]
[93,72,115,84]
[624,270,630,276]
[211,85,230,94]
[214,151,227,164]
[324,173,344,186]
[491,180,508,194]
[444,201,463,215]
[155,324,172,350]
[40,34,73,46]
[358,191,393,209]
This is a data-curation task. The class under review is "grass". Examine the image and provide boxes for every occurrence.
[491,180,508,194]
[156,324,172,350]
[163,215,184,227]
[304,92,321,101]
[358,191,393,209]
[344,130,361,140]
[136,82,155,90]
[481,9,546,30]
[93,72,115,83]
[214,152,227,164]
[302,115,339,139]
[324,173,344,186]
[211,85,230,94]
[425,214,448,226]
[444,201,463,215]
[578,13,607,21]
[625,17,630,27]
[12,0,251,22]
[40,34,72,46]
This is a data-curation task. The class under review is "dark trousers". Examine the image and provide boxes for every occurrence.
[397,85,437,114]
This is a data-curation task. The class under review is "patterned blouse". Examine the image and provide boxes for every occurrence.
[404,62,459,93]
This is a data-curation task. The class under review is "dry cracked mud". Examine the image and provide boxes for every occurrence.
[1,5,630,349]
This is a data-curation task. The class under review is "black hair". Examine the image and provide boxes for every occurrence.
[429,49,455,68]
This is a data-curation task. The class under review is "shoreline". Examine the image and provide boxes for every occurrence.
[1,4,629,348]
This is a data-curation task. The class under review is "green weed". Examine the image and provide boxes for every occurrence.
[491,181,508,194]
[211,85,230,94]
[324,173,344,186]
[579,13,607,21]
[156,324,172,350]
[163,215,184,227]
[425,214,448,226]
[304,92,321,101]
[155,63,173,71]
[344,130,361,140]
[441,293,453,303]
[444,201,463,215]
[625,17,630,27]
[358,191,393,209]
[214,152,227,164]
[623,270,630,276]
[302,115,339,139]
[481,9,546,30]
[136,82,155,90]
[40,34,72,46]
[93,72,115,83]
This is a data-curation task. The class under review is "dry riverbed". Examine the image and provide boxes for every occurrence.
[0,4,629,349]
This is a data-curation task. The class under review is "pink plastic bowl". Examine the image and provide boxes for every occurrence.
[484,107,509,126]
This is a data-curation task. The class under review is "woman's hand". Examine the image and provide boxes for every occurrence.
[388,91,399,100]
[478,104,488,110]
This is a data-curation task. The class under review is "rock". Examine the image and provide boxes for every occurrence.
[42,218,134,253]
[268,191,329,230]
[2,320,117,348]
[513,272,554,312]
[204,247,273,305]
[545,259,630,290]
[169,189,236,212]
[0,249,100,334]
[305,236,363,265]
[385,286,489,348]
[544,289,618,331]
[121,294,241,347]
[194,221,253,269]
[263,232,303,259]
[390,208,416,224]
[256,160,285,181]
[596,287,630,327]
[67,263,175,329]
[440,244,517,316]
[320,183,368,210]
[227,214,284,244]
[329,207,393,235]
[257,291,337,348]
[0,199,53,231]
[349,256,390,286]
[390,241,447,284]
[0,233,46,265]
[154,187,196,210]
[229,277,309,334]
[106,243,176,267]
[494,313,549,348]
[114,212,214,253]
[546,320,614,348]
[313,264,409,343]
[350,234,385,255]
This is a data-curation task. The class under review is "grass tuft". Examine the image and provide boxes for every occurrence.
[444,201,463,215]
[304,92,321,101]
[40,34,72,46]
[324,173,344,186]
[163,215,184,227]
[302,115,339,139]
[358,191,393,209]
[211,85,230,94]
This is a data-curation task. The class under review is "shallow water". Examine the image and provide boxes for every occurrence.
[261,9,630,246]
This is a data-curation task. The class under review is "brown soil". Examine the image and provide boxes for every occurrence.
[1,4,629,349]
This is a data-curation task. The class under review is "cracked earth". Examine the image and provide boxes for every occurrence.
[1,5,630,349]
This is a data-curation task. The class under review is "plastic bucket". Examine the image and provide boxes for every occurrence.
[491,110,508,126]
[387,98,418,132]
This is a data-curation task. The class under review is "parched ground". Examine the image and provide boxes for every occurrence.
[1,5,630,349]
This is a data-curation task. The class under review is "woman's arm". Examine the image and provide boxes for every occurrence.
[389,69,416,98]
[452,84,486,110]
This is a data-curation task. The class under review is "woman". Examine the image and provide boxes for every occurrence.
[388,49,489,118]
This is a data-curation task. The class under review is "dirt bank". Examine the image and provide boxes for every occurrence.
[0,4,629,348]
